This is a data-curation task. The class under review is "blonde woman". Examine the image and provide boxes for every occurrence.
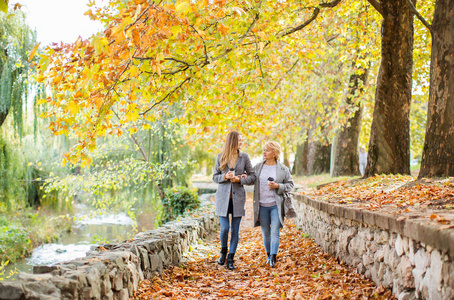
[251,141,294,267]
[212,131,255,270]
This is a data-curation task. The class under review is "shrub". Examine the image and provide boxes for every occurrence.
[161,186,200,223]
[0,224,32,263]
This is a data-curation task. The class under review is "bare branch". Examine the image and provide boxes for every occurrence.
[125,4,154,32]
[111,108,149,162]
[280,7,321,37]
[279,0,343,38]
[319,0,343,8]
[405,0,432,33]
[211,12,259,62]
[272,59,300,91]
[189,24,209,66]
[366,0,383,16]
[140,77,191,116]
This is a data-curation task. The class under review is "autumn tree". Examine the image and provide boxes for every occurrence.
[331,65,368,177]
[419,0,454,178]
[35,0,351,166]
[362,0,416,176]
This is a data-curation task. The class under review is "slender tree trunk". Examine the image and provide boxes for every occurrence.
[283,145,290,168]
[307,141,331,175]
[419,0,454,177]
[365,0,414,176]
[292,135,309,176]
[331,68,369,177]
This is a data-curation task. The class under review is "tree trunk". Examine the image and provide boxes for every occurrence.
[331,68,368,177]
[307,141,331,175]
[283,145,290,168]
[365,0,414,176]
[292,136,309,176]
[419,0,454,177]
[0,111,7,127]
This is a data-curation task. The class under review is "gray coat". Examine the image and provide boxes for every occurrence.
[252,160,294,227]
[213,151,256,217]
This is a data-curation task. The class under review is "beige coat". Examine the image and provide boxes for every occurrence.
[251,160,294,227]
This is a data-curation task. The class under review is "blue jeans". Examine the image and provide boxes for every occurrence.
[259,205,281,255]
[219,215,242,254]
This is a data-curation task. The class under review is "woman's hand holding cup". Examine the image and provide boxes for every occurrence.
[267,177,279,189]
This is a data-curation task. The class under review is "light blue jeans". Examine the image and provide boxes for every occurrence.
[219,215,242,254]
[259,205,281,255]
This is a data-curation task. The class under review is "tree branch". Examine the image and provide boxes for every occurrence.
[279,0,343,38]
[211,12,259,62]
[319,0,343,8]
[366,0,383,16]
[140,77,191,116]
[272,59,300,91]
[280,7,321,37]
[405,0,432,33]
[189,24,209,66]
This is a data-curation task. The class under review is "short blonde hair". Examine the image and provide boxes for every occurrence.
[265,141,281,160]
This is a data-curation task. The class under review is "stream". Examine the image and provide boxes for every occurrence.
[6,203,138,279]
[5,191,215,279]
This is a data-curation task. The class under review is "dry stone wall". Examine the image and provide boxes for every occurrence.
[293,194,454,300]
[0,215,219,300]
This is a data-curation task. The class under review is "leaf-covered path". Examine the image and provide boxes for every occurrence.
[134,199,394,299]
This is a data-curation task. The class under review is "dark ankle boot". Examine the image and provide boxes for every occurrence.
[217,247,228,265]
[266,253,270,264]
[227,253,236,270]
[269,254,277,268]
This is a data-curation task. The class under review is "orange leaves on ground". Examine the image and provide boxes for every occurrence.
[302,175,454,227]
[306,175,454,211]
[134,219,394,299]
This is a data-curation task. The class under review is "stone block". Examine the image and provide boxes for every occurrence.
[362,253,374,266]
[389,249,400,270]
[398,292,410,300]
[395,234,404,256]
[33,265,60,275]
[101,277,112,295]
[113,271,124,291]
[378,262,385,281]
[374,230,389,244]
[368,241,380,253]
[414,248,431,271]
[22,281,61,299]
[374,249,384,262]
[426,249,443,299]
[102,289,114,300]
[357,263,366,274]
[0,281,25,300]
[399,256,414,289]
[383,268,393,288]
[383,244,391,265]
[149,254,163,273]
[375,213,390,230]
[114,288,129,300]
[408,239,416,266]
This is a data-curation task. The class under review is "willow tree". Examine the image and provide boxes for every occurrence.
[0,11,37,132]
